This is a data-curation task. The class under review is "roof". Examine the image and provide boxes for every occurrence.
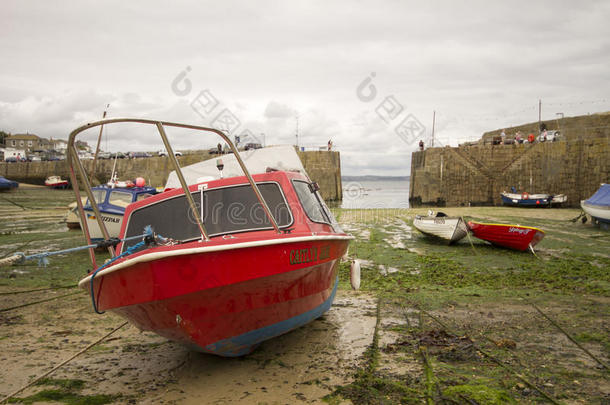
[585,184,610,207]
[7,134,40,140]
[165,145,307,189]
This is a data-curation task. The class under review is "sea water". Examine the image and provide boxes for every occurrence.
[341,179,409,209]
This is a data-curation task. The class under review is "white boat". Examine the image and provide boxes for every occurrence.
[581,184,610,227]
[500,191,567,207]
[413,211,468,244]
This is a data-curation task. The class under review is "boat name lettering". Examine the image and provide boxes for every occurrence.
[508,227,530,235]
[319,245,331,260]
[290,247,318,265]
[87,213,120,224]
[434,218,445,224]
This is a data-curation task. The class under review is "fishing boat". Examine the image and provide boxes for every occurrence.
[0,176,19,192]
[581,184,610,226]
[467,221,545,251]
[69,118,351,357]
[80,181,157,240]
[413,211,468,244]
[45,175,69,189]
[500,191,567,207]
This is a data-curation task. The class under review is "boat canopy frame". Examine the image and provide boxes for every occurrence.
[67,118,281,268]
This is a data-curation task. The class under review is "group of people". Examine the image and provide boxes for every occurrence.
[497,129,535,145]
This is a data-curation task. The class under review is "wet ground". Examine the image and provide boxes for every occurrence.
[0,188,608,404]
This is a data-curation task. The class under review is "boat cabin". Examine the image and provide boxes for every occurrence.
[118,170,341,253]
[85,185,158,216]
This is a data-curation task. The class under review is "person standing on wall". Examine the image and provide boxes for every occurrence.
[419,140,424,151]
[327,140,332,151]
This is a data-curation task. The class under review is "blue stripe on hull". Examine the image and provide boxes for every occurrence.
[201,277,339,357]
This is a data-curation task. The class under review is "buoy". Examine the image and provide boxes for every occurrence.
[135,177,146,187]
[350,259,361,290]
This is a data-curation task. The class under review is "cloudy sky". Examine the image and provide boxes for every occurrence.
[1,0,608,176]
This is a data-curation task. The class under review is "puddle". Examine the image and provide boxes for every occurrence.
[379,265,400,275]
[157,291,377,404]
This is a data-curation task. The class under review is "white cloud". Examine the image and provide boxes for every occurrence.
[0,0,609,175]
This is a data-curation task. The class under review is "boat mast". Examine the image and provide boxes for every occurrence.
[92,104,109,174]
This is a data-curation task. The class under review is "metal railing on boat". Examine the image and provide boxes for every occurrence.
[66,118,281,268]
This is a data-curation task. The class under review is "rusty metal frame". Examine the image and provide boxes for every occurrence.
[67,118,281,264]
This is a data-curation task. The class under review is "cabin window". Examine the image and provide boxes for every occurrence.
[86,189,107,206]
[136,193,155,201]
[122,182,292,251]
[292,180,330,224]
[108,191,133,207]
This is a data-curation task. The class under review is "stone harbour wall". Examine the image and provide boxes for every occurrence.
[409,133,609,208]
[1,150,343,201]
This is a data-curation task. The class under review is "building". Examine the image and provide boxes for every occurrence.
[4,133,48,152]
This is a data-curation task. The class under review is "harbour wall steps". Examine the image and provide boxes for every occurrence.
[410,132,609,208]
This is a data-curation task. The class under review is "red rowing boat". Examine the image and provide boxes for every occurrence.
[69,119,351,357]
[467,221,545,251]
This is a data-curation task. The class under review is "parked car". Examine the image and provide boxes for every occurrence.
[158,149,182,157]
[5,157,17,163]
[537,130,561,142]
[130,151,152,159]
[98,152,112,159]
[244,142,262,151]
[30,156,42,162]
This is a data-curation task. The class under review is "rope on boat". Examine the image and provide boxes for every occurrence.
[0,321,128,404]
[89,225,171,314]
[0,228,157,268]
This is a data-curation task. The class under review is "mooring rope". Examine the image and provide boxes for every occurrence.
[0,291,81,313]
[88,226,171,314]
[0,229,154,268]
[0,321,128,404]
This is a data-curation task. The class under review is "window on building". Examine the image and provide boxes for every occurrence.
[19,141,24,147]
[27,141,32,147]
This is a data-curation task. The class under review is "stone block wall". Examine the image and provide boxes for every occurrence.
[1,150,343,201]
[410,133,609,208]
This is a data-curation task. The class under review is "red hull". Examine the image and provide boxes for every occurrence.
[80,235,349,356]
[467,221,544,251]
[45,181,69,189]
[77,170,352,356]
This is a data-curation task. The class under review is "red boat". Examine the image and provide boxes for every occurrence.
[68,118,351,357]
[467,221,545,251]
[45,175,69,189]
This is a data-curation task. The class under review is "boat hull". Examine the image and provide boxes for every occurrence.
[467,221,545,251]
[80,237,349,356]
[83,211,123,240]
[45,181,69,189]
[581,201,610,224]
[501,192,550,207]
[413,215,468,243]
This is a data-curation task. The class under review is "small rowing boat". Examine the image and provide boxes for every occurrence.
[413,211,468,244]
[467,221,545,251]
[500,191,566,207]
[45,176,69,189]
[0,176,18,192]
